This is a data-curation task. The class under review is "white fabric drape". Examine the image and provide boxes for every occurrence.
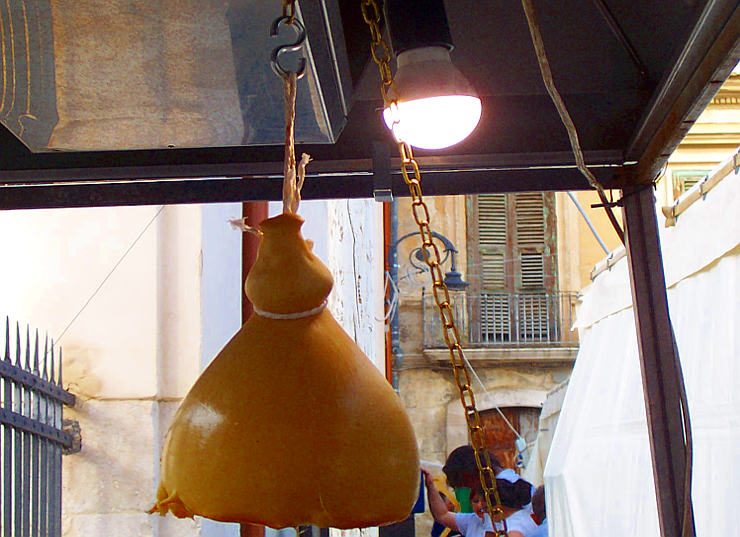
[545,160,740,536]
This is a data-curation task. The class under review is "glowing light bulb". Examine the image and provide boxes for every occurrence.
[383,95,482,150]
[382,46,482,150]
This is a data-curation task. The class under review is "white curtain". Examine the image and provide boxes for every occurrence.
[544,161,740,536]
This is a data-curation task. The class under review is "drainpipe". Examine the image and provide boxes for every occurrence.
[389,198,402,392]
[240,202,268,537]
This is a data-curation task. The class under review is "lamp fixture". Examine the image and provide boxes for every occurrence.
[382,46,482,150]
[384,0,481,150]
[398,230,470,291]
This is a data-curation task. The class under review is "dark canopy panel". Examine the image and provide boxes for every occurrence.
[0,0,738,208]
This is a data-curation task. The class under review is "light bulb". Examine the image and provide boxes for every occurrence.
[382,46,482,150]
[383,95,482,150]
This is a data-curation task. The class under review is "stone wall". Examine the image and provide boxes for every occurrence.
[399,365,572,467]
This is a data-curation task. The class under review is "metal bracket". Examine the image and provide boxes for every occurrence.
[372,141,393,203]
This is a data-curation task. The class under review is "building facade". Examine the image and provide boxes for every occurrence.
[394,71,740,493]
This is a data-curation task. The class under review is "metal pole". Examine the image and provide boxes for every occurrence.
[567,191,610,255]
[389,198,402,391]
[621,185,695,537]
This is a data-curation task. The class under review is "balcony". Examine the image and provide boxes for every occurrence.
[422,292,579,365]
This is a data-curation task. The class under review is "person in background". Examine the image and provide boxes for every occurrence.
[423,468,495,537]
[442,445,478,512]
[478,478,537,537]
[442,445,535,511]
[526,486,548,537]
[430,475,462,537]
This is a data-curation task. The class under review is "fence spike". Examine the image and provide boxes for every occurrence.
[43,334,49,380]
[50,341,56,385]
[34,329,40,375]
[58,347,63,386]
[26,325,31,370]
[4,316,9,361]
[16,322,21,366]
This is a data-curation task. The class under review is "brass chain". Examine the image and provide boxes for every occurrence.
[360,0,396,105]
[360,1,505,531]
[282,0,295,24]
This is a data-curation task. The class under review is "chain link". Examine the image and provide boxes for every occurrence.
[360,0,397,106]
[360,1,505,532]
[282,0,295,24]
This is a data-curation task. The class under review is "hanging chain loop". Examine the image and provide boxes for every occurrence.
[360,2,505,533]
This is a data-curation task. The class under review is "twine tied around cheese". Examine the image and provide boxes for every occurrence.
[253,299,327,320]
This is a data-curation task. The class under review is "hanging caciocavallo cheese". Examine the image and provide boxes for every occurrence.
[150,212,420,529]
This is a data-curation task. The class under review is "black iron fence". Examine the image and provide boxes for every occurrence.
[423,292,579,348]
[1,318,76,537]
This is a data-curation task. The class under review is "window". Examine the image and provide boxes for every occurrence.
[672,170,709,199]
[467,193,557,342]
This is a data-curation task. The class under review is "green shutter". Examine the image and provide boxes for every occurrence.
[515,193,545,247]
[514,193,545,290]
[478,194,507,291]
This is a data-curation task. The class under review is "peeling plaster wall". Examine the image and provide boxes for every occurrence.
[326,199,385,371]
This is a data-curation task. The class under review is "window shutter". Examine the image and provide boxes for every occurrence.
[477,194,507,290]
[672,170,709,198]
[514,193,545,290]
[515,193,545,248]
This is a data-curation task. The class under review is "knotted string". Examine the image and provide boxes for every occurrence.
[282,71,311,214]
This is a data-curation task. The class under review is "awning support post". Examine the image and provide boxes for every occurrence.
[621,184,695,537]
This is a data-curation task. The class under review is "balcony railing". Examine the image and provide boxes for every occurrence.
[423,292,579,348]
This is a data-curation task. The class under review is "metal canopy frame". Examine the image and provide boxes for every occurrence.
[0,2,737,209]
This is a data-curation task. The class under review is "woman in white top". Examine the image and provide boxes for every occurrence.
[471,478,537,537]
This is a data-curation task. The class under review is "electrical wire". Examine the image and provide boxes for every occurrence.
[379,270,400,322]
[520,0,624,244]
[459,350,526,444]
[54,206,165,347]
[520,4,692,531]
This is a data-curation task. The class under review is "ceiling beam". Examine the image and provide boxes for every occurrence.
[0,166,601,210]
[621,2,740,186]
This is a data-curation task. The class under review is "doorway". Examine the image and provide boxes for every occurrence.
[479,407,540,472]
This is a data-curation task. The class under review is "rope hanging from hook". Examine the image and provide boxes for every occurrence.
[269,0,310,214]
[281,71,311,215]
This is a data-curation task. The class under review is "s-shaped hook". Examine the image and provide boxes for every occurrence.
[270,16,307,80]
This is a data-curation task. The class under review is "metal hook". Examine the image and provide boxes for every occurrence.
[269,16,307,80]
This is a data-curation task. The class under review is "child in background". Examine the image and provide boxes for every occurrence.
[526,486,548,537]
[430,475,461,537]
[474,478,536,537]
[423,469,495,537]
